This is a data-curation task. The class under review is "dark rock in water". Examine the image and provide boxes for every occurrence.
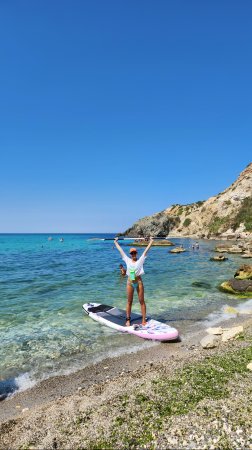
[191,281,212,289]
[129,239,174,247]
[220,278,252,295]
[0,377,19,400]
[169,247,186,253]
[234,264,252,280]
[210,256,228,261]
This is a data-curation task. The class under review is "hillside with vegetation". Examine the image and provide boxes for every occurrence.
[124,163,252,240]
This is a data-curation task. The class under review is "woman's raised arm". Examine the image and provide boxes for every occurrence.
[143,237,154,257]
[114,238,126,258]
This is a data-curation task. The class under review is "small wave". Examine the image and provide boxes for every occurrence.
[203,298,252,327]
[0,373,36,401]
[15,372,36,392]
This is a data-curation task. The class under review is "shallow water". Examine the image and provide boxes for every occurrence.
[0,233,250,396]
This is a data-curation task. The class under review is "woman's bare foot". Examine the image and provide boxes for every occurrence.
[125,317,131,326]
[142,318,147,326]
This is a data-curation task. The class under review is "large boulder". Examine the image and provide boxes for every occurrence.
[200,335,220,348]
[220,278,252,295]
[242,253,252,259]
[210,255,228,261]
[215,246,231,253]
[169,247,186,253]
[222,326,244,342]
[129,239,174,247]
[228,246,244,254]
[234,264,252,280]
[206,327,223,335]
[215,245,245,254]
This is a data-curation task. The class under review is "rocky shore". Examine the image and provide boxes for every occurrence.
[1,314,252,449]
[123,163,252,241]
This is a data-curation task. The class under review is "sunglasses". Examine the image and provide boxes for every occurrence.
[130,251,137,255]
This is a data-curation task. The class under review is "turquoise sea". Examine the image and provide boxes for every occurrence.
[0,233,250,398]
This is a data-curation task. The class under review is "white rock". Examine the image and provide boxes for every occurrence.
[238,309,252,315]
[221,326,244,342]
[22,407,29,413]
[200,335,220,348]
[247,362,252,371]
[206,327,223,335]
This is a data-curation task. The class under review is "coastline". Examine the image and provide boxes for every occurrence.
[1,313,251,449]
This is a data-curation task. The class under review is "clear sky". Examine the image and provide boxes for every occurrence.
[0,0,251,233]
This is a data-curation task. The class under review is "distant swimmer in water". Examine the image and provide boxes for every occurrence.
[119,264,126,277]
[114,237,154,326]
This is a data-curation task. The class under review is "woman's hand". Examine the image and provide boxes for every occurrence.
[143,237,154,256]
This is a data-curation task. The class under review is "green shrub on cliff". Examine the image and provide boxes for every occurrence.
[208,216,230,235]
[196,200,205,207]
[183,218,191,227]
[232,196,252,231]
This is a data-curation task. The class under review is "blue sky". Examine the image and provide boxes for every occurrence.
[0,0,251,232]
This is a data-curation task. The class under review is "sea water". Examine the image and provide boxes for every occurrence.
[0,233,250,396]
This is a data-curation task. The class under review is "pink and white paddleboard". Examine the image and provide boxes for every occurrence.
[83,303,179,342]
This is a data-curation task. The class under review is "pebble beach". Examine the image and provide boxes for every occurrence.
[0,314,251,449]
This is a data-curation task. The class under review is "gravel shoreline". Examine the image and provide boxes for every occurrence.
[0,314,252,449]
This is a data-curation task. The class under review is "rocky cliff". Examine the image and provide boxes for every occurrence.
[124,163,252,240]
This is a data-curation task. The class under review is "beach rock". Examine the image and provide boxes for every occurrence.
[227,246,244,254]
[22,407,29,413]
[210,255,228,261]
[130,239,174,247]
[200,335,220,348]
[221,326,244,342]
[219,279,252,295]
[215,246,231,253]
[169,247,186,253]
[247,362,252,371]
[234,264,252,280]
[206,327,223,335]
[238,308,252,315]
[241,253,252,258]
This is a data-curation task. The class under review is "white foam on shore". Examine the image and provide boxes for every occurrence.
[39,339,158,380]
[4,340,158,399]
[203,298,252,327]
[14,373,36,393]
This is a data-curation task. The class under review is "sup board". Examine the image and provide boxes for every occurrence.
[83,303,179,342]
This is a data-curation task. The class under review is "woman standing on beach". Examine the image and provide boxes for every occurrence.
[114,237,154,326]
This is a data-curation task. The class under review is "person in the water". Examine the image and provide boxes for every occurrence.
[114,237,154,326]
[119,264,127,277]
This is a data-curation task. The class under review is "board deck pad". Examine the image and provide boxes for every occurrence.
[83,303,179,342]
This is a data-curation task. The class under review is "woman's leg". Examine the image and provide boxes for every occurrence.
[137,281,147,325]
[126,282,134,326]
